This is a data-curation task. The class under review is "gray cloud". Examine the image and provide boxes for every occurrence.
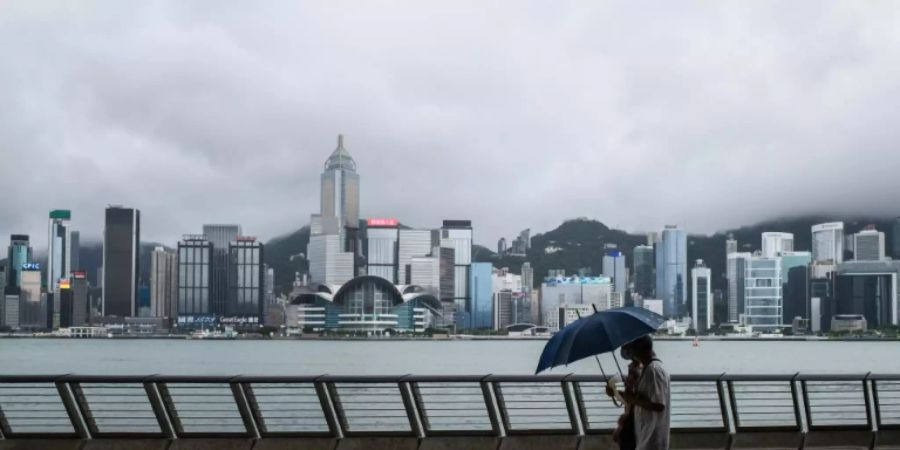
[2,1,900,251]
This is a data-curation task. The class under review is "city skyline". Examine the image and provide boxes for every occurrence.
[4,3,900,248]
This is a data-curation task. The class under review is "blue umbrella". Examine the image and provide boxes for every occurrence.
[535,306,666,374]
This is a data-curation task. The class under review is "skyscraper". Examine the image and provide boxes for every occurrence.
[497,237,507,254]
[727,252,750,322]
[102,206,140,318]
[47,210,73,293]
[854,226,886,261]
[812,222,844,264]
[307,231,354,285]
[744,255,783,332]
[761,232,794,258]
[19,268,44,330]
[6,234,31,292]
[780,251,811,325]
[150,246,178,325]
[521,262,537,323]
[656,225,687,317]
[202,224,241,316]
[398,229,433,284]
[177,235,213,320]
[321,134,360,250]
[365,218,400,283]
[227,237,265,325]
[691,260,712,333]
[308,135,362,283]
[602,250,628,295]
[470,262,493,329]
[440,220,473,326]
[633,245,654,298]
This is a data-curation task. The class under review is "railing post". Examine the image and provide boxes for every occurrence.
[571,379,590,435]
[399,378,424,438]
[55,379,90,439]
[863,372,874,432]
[561,375,581,435]
[157,382,185,437]
[143,380,176,439]
[408,380,430,436]
[326,381,350,435]
[492,380,512,435]
[726,379,739,431]
[872,377,883,431]
[314,377,341,438]
[479,375,503,437]
[715,374,731,435]
[798,374,810,433]
[230,379,260,439]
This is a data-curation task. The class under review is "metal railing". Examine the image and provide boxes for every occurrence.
[0,373,898,448]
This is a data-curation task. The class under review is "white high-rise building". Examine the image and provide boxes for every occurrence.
[47,210,73,293]
[691,260,712,333]
[307,234,354,286]
[150,247,177,323]
[602,250,628,295]
[398,229,434,284]
[761,232,794,258]
[812,222,844,264]
[854,227,886,261]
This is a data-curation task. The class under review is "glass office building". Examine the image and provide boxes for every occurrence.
[6,234,32,292]
[469,263,493,329]
[226,238,265,325]
[47,209,73,293]
[366,223,399,283]
[744,256,782,332]
[440,220,473,326]
[177,235,213,319]
[691,261,712,333]
[102,206,140,318]
[656,225,687,317]
[633,245,654,298]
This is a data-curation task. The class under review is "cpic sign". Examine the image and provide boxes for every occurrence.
[22,263,40,270]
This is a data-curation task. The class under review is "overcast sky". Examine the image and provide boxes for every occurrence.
[2,1,900,250]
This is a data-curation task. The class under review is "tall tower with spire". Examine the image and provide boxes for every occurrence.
[320,134,360,239]
[307,135,360,285]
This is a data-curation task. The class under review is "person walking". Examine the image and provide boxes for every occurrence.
[622,335,670,450]
[610,352,642,450]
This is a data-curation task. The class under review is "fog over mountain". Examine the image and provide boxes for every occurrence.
[2,2,900,249]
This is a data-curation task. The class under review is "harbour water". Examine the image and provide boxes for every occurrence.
[1,338,898,375]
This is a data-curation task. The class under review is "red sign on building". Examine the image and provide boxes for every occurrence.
[367,218,399,227]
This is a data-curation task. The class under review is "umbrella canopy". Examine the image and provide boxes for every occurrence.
[535,306,666,374]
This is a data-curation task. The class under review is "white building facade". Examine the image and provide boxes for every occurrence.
[812,222,844,264]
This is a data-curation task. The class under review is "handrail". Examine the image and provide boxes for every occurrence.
[0,373,898,444]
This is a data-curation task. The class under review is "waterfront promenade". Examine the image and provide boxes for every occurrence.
[0,372,897,450]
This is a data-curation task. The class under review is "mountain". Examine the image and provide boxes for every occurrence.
[263,226,310,293]
[477,215,900,292]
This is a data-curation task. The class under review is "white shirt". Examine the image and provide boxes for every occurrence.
[634,359,670,450]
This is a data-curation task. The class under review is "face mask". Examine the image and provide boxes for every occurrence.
[620,346,632,360]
